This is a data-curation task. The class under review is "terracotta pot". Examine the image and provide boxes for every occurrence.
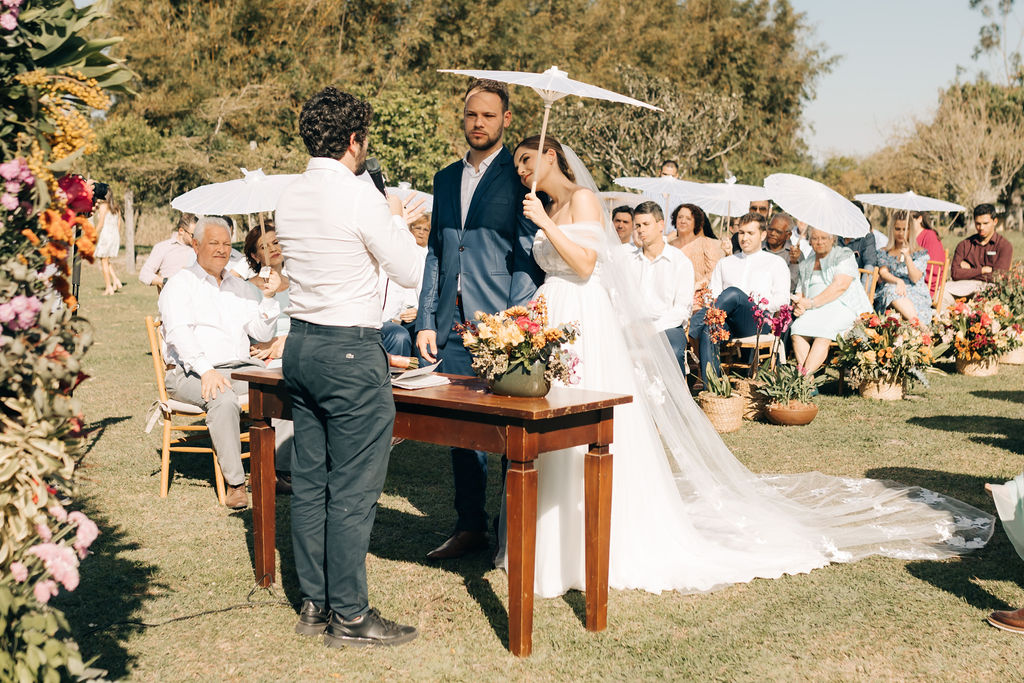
[697,392,744,433]
[765,401,818,426]
[489,360,551,397]
[955,356,999,377]
[858,379,903,401]
[1000,347,1024,365]
[732,378,768,421]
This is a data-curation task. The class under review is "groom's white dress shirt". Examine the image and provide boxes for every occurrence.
[710,249,791,311]
[275,157,420,328]
[159,261,279,376]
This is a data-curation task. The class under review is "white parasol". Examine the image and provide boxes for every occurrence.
[440,66,660,192]
[681,177,770,218]
[388,182,433,213]
[170,167,300,216]
[614,176,700,222]
[597,191,644,211]
[853,191,965,213]
[764,173,869,239]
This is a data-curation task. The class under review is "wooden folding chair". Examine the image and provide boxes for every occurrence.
[858,266,879,302]
[144,316,248,505]
[926,249,950,310]
[721,334,784,374]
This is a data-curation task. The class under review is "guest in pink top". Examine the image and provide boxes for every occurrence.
[908,210,945,298]
[668,203,723,310]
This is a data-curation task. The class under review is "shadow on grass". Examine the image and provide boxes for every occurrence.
[81,415,133,457]
[907,415,1024,456]
[57,501,163,679]
[865,466,1021,612]
[971,390,1024,404]
[235,496,302,610]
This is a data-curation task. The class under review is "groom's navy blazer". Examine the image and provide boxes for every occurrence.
[417,147,543,345]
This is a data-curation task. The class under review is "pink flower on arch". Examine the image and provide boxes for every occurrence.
[28,542,80,591]
[10,561,28,582]
[33,580,58,604]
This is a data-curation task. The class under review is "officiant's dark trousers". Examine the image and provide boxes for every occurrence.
[283,320,394,620]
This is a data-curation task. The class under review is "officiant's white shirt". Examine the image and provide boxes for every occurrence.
[275,157,420,327]
[710,249,791,311]
[632,242,694,331]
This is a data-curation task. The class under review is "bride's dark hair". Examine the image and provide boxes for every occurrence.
[514,135,576,182]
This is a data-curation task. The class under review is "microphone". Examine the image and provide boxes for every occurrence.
[364,157,387,197]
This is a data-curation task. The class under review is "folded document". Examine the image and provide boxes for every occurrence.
[391,361,449,390]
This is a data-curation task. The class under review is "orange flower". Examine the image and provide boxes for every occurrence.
[21,228,40,245]
[75,236,95,262]
[39,209,71,241]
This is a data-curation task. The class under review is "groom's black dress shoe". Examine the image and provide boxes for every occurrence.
[323,608,418,648]
[294,599,330,636]
[426,531,488,560]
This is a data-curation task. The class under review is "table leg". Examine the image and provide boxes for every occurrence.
[249,420,277,587]
[505,455,538,657]
[584,444,612,632]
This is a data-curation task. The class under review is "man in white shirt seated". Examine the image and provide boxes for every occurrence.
[687,212,791,384]
[380,214,430,356]
[159,216,281,509]
[631,201,694,373]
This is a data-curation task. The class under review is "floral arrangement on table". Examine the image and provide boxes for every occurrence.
[1,1,132,678]
[458,295,581,386]
[933,297,1020,362]
[833,312,935,387]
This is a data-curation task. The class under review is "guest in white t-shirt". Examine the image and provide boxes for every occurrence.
[631,201,695,373]
[687,212,790,383]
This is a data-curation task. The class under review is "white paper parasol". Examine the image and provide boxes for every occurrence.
[170,168,301,216]
[764,173,869,238]
[853,191,965,213]
[597,191,644,210]
[440,66,660,192]
[388,182,433,213]
[681,177,770,218]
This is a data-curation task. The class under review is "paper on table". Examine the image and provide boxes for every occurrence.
[390,360,441,378]
[390,360,450,389]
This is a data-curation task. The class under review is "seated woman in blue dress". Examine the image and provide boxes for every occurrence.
[874,217,933,326]
[790,228,873,373]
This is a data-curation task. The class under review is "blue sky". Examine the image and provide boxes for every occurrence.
[790,0,1023,161]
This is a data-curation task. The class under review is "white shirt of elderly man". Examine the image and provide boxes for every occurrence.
[158,217,281,509]
[631,203,694,373]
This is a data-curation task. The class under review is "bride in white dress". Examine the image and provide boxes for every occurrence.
[497,134,993,599]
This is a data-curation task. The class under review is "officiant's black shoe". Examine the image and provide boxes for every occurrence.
[294,599,330,636]
[426,531,488,560]
[323,608,418,648]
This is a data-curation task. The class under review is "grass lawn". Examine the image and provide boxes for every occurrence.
[60,254,1024,681]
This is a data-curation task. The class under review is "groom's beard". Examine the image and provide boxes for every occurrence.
[465,128,503,151]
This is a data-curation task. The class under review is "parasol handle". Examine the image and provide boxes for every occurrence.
[531,103,553,195]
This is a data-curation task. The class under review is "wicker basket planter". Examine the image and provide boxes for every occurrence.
[1000,347,1024,365]
[697,392,744,433]
[955,357,999,377]
[858,379,904,401]
[732,378,768,421]
[765,401,818,426]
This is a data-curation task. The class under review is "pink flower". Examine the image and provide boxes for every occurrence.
[48,504,67,522]
[28,542,80,591]
[0,160,20,180]
[5,180,19,194]
[36,523,52,542]
[10,561,28,582]
[0,12,17,32]
[33,580,57,604]
[0,192,16,210]
[71,513,100,558]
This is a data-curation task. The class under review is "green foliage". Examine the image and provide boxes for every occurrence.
[704,362,733,397]
[365,84,453,190]
[0,585,85,682]
[755,362,823,406]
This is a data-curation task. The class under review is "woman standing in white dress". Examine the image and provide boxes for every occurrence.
[499,135,993,599]
[92,182,124,295]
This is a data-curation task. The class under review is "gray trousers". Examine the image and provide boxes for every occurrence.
[165,359,264,487]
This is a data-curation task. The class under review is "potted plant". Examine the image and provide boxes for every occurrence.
[933,297,1019,377]
[756,363,824,425]
[732,301,795,420]
[458,295,580,397]
[697,362,744,433]
[833,312,936,399]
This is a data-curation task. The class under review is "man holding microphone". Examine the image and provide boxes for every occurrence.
[275,87,421,648]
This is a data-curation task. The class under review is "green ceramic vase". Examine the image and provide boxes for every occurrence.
[488,360,550,397]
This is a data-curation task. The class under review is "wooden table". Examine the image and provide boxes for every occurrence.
[232,368,631,657]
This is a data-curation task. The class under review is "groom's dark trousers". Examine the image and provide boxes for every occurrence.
[283,321,393,619]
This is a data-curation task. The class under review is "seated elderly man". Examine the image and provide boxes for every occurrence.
[763,212,799,293]
[139,213,198,290]
[946,203,1013,303]
[631,201,695,373]
[159,216,281,509]
[790,228,873,374]
[688,212,790,384]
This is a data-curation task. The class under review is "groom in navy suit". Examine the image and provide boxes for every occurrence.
[416,79,543,560]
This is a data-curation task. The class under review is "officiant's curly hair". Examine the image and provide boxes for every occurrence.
[299,87,373,159]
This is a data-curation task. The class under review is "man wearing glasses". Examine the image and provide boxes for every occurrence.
[139,212,199,289]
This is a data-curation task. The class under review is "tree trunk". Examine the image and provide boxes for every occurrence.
[124,190,136,273]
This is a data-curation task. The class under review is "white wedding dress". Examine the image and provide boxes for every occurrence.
[499,219,994,599]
